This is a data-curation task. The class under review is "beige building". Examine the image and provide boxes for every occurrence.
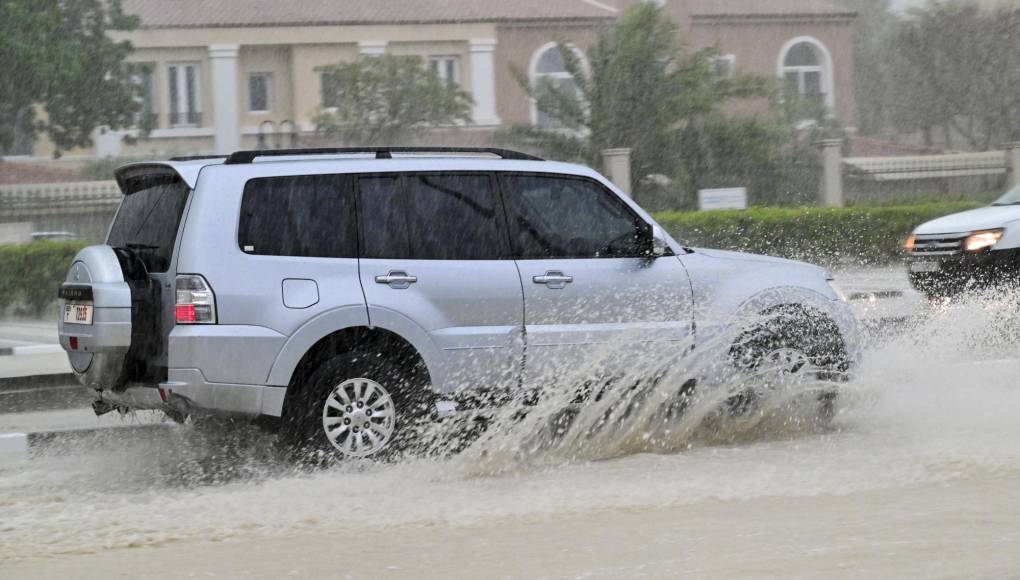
[32,0,857,159]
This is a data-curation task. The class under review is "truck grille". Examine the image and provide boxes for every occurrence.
[910,233,967,256]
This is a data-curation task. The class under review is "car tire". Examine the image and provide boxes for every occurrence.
[729,313,845,420]
[279,351,435,462]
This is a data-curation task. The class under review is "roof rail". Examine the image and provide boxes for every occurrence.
[168,155,228,162]
[222,147,544,165]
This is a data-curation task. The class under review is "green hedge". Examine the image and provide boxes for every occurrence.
[0,241,88,316]
[653,202,983,266]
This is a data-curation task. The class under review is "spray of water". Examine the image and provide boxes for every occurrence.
[432,322,841,476]
[1,291,1018,563]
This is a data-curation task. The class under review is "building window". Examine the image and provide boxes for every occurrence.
[713,54,736,79]
[168,63,201,127]
[778,37,833,110]
[128,64,157,128]
[248,73,273,113]
[428,56,460,87]
[321,72,341,109]
[530,42,585,129]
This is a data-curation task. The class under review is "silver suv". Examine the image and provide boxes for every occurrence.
[57,148,861,458]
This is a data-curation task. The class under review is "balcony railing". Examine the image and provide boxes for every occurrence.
[169,111,202,127]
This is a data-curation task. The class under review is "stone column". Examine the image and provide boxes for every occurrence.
[1006,142,1020,189]
[817,138,844,207]
[208,44,240,154]
[602,148,633,198]
[468,39,501,126]
[358,40,388,57]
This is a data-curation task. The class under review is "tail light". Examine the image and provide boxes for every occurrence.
[175,275,217,324]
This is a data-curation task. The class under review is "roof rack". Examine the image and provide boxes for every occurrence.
[222,147,543,165]
[169,154,228,162]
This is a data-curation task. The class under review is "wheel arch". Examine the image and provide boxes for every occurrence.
[264,308,444,417]
[279,326,433,416]
[723,287,851,366]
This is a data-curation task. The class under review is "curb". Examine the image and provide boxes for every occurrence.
[0,423,177,462]
[0,432,28,461]
[0,373,78,392]
[0,344,63,356]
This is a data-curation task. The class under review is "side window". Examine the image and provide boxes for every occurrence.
[238,175,356,258]
[358,173,505,260]
[358,176,409,259]
[501,174,650,259]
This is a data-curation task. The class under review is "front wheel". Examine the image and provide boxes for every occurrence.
[279,352,434,461]
[728,314,846,420]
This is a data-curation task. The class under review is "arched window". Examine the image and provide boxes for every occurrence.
[778,37,834,110]
[530,42,584,128]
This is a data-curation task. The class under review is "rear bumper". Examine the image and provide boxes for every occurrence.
[159,324,289,417]
[160,368,286,417]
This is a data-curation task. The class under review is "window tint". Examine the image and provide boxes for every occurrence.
[107,177,190,273]
[501,174,650,259]
[358,176,408,259]
[238,175,356,258]
[358,173,504,260]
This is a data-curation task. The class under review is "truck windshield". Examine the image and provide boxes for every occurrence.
[992,183,1020,206]
[106,176,190,273]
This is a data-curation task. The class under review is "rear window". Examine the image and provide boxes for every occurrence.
[238,175,357,258]
[106,176,190,273]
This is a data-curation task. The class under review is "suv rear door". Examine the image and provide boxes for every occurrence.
[357,172,524,396]
[500,173,694,387]
[58,166,190,388]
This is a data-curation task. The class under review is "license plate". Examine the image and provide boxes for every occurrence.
[909,260,940,273]
[63,302,93,325]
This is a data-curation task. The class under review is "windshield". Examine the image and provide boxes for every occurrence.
[992,183,1020,206]
[106,177,190,273]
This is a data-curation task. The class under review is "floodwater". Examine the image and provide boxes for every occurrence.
[1,292,1019,578]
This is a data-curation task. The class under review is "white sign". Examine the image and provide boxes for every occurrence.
[698,187,747,211]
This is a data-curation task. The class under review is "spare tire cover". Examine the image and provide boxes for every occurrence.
[57,245,133,389]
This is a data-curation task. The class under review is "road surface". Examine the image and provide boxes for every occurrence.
[1,268,1017,578]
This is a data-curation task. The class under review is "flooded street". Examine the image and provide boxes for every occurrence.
[5,0,1020,576]
[2,284,1019,578]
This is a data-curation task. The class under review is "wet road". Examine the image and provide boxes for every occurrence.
[1,270,1018,578]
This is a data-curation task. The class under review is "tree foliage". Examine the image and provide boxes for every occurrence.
[833,0,897,136]
[313,55,474,145]
[882,1,1020,150]
[0,0,140,157]
[500,3,812,207]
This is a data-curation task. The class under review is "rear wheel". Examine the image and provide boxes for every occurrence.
[279,352,434,461]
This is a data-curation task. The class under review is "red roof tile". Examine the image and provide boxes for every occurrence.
[689,0,856,19]
[122,0,618,28]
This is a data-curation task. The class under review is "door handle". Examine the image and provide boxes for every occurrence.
[533,271,573,290]
[375,271,417,289]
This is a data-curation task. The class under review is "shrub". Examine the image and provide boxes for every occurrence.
[653,202,983,267]
[0,241,88,316]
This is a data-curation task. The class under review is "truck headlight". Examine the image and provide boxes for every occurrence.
[962,229,1003,253]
